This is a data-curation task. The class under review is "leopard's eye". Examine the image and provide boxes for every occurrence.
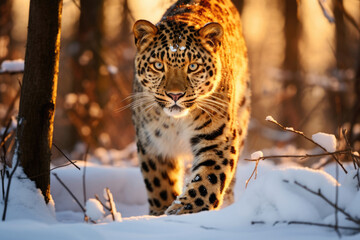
[153,62,164,71]
[188,63,199,72]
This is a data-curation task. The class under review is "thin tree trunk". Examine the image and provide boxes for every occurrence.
[17,0,63,203]
[69,0,106,148]
[0,0,13,62]
[232,0,244,14]
[119,0,131,43]
[74,0,105,105]
[282,0,303,128]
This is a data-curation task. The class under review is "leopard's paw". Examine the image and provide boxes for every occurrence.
[165,198,209,215]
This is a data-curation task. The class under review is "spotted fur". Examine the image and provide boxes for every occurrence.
[132,0,250,215]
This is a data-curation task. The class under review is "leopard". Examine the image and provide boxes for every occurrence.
[131,0,250,215]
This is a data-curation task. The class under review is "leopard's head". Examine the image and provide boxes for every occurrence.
[133,20,223,118]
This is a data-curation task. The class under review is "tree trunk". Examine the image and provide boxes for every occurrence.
[0,0,13,62]
[17,0,63,203]
[232,0,244,14]
[74,0,105,105]
[119,0,131,43]
[68,0,106,148]
[282,0,303,128]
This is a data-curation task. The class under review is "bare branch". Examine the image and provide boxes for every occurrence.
[288,221,360,231]
[318,0,335,23]
[82,145,90,207]
[95,194,111,211]
[292,180,360,225]
[53,143,80,170]
[245,160,260,188]
[265,117,347,173]
[106,188,115,221]
[52,173,86,213]
[1,156,19,221]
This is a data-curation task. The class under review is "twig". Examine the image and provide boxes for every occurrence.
[335,163,340,237]
[52,173,86,213]
[335,0,360,33]
[245,160,260,188]
[265,117,347,173]
[70,0,80,10]
[342,129,359,169]
[53,143,80,170]
[245,149,355,162]
[1,89,20,127]
[18,161,79,179]
[342,129,360,189]
[95,194,111,211]
[82,145,90,207]
[252,220,360,231]
[318,0,335,23]
[0,130,14,149]
[2,117,24,221]
[251,221,265,225]
[1,118,13,200]
[292,180,360,225]
[288,221,360,231]
[106,188,115,221]
[1,154,19,221]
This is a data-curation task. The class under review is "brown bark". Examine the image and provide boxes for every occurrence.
[68,0,106,148]
[232,0,244,14]
[74,0,106,105]
[0,0,13,62]
[119,0,131,43]
[282,0,303,128]
[17,0,63,203]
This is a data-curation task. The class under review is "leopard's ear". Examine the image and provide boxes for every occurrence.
[133,20,158,50]
[198,22,224,50]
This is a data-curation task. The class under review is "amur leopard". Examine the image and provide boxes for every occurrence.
[132,0,250,215]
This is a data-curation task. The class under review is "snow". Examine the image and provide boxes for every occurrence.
[0,59,24,72]
[0,166,56,223]
[103,188,122,222]
[251,151,263,159]
[1,147,359,239]
[265,115,277,123]
[312,132,337,152]
[107,65,118,74]
[85,199,105,221]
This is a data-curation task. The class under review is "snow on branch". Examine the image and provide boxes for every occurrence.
[245,116,360,188]
[264,116,347,173]
[0,60,24,74]
[246,116,360,235]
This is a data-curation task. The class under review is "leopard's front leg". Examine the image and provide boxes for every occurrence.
[138,144,183,216]
[166,122,242,215]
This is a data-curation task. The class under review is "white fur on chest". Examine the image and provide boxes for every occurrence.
[146,117,193,160]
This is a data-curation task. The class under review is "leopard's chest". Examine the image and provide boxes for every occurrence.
[140,112,194,160]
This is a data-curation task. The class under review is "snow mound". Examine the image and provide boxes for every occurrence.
[51,164,147,217]
[0,166,56,222]
[85,199,104,221]
[312,132,337,152]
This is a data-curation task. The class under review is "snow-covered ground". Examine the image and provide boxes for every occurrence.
[1,144,359,239]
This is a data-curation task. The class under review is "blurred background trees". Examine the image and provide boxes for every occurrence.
[0,0,359,165]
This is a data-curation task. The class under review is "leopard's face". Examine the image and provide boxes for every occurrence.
[133,20,223,118]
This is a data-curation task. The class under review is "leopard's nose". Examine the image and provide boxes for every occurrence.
[165,91,185,102]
